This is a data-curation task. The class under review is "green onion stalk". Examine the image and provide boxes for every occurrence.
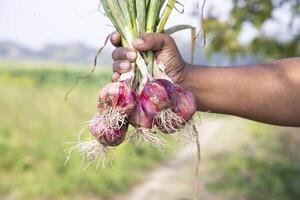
[100,0,199,92]
[100,0,175,91]
[65,0,202,173]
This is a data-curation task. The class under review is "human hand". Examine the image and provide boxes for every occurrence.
[110,32,187,84]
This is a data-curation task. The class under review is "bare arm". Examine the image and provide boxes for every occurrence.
[110,32,300,127]
[183,58,300,127]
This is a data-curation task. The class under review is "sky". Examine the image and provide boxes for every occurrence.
[0,0,234,50]
[1,0,294,51]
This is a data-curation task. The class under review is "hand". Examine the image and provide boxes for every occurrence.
[110,32,187,84]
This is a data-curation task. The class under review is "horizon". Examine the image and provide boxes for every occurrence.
[1,0,294,57]
[0,0,209,50]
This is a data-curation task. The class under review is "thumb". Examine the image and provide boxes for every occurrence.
[132,33,173,52]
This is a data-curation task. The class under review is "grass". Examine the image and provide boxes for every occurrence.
[0,61,174,199]
[205,120,300,200]
[2,60,299,200]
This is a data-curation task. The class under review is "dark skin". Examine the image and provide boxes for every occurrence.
[110,32,300,127]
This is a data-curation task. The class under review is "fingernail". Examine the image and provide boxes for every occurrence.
[112,33,118,40]
[112,73,119,82]
[120,61,130,70]
[133,38,144,46]
[127,51,137,60]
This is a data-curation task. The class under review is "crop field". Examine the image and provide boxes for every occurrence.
[0,61,173,199]
[0,61,299,200]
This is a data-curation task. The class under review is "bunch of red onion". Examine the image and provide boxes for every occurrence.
[64,81,137,167]
[90,81,137,147]
[65,75,197,168]
[127,78,197,146]
[65,0,201,168]
[137,79,196,132]
[88,77,197,148]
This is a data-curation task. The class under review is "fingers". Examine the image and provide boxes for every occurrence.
[111,60,131,82]
[112,32,174,53]
[132,33,174,52]
[113,60,131,73]
[111,32,175,82]
[112,47,137,61]
[110,31,121,47]
[111,72,120,82]
[111,31,136,81]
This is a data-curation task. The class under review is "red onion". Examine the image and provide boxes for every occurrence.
[129,100,154,129]
[97,81,136,115]
[101,124,127,147]
[89,114,127,147]
[154,84,197,134]
[172,85,197,121]
[156,79,175,101]
[140,80,173,117]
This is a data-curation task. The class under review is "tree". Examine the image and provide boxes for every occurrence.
[200,0,300,60]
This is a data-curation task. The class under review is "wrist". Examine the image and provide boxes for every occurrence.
[179,63,209,111]
[179,63,195,90]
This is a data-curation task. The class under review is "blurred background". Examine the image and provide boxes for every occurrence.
[0,0,299,199]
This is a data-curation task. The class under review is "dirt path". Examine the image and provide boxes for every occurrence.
[118,119,228,200]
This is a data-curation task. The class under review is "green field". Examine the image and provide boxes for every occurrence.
[1,61,300,200]
[203,121,300,200]
[0,61,174,199]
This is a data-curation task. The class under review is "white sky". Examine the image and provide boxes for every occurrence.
[0,0,234,50]
[2,0,293,50]
[0,0,111,49]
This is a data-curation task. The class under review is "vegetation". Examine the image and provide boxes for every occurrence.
[0,61,299,199]
[207,122,300,200]
[202,0,300,60]
[0,2,299,200]
[0,61,174,199]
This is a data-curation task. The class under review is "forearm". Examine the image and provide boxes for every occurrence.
[182,58,300,127]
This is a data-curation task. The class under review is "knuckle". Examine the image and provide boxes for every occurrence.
[110,33,115,41]
[112,48,120,60]
[112,73,119,82]
[112,31,118,36]
[149,33,156,42]
[110,31,120,44]
[112,61,120,72]
[165,35,175,44]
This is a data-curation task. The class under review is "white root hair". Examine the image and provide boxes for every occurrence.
[64,140,110,170]
[175,118,199,145]
[128,128,166,150]
[64,124,110,170]
[103,107,127,130]
[154,109,185,134]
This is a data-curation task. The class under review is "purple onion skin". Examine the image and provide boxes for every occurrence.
[156,79,175,101]
[140,80,172,117]
[101,124,127,147]
[89,114,128,147]
[155,86,196,134]
[97,81,136,115]
[172,85,197,121]
[129,100,154,129]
